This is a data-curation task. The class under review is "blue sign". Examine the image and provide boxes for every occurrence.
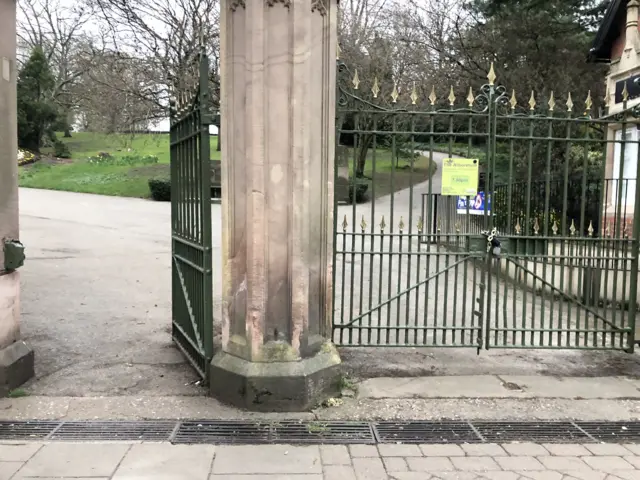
[457,192,491,216]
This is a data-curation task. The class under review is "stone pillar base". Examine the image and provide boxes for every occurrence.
[0,341,34,396]
[210,345,342,412]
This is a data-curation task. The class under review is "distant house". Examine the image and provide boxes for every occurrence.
[149,117,220,135]
[589,0,640,231]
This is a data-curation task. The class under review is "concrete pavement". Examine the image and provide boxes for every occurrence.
[5,440,640,479]
[5,375,640,422]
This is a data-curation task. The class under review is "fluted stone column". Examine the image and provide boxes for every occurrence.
[210,0,340,411]
[0,0,34,396]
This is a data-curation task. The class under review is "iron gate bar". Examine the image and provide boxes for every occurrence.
[502,257,626,329]
[169,49,214,381]
[338,255,477,327]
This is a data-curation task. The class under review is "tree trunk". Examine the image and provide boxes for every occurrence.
[63,109,73,137]
[356,134,373,177]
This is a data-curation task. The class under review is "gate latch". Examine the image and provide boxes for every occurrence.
[481,228,501,257]
[3,239,25,271]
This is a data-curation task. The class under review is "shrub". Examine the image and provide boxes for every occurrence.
[348,177,370,204]
[335,176,370,204]
[148,178,171,201]
[53,141,71,159]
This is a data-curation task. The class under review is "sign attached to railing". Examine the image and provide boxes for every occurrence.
[457,192,491,216]
[441,158,479,196]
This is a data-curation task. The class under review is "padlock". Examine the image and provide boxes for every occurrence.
[490,234,501,257]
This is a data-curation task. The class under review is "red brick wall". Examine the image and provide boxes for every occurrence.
[611,16,640,60]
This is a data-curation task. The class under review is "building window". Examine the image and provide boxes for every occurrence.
[612,127,638,207]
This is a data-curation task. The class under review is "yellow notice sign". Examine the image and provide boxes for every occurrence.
[441,158,479,196]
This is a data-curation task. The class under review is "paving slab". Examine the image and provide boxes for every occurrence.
[0,442,42,461]
[15,442,131,478]
[209,477,323,480]
[5,440,640,479]
[0,462,22,480]
[4,395,640,422]
[0,396,69,420]
[211,445,322,475]
[500,376,640,399]
[358,375,506,399]
[358,376,640,401]
[112,443,215,480]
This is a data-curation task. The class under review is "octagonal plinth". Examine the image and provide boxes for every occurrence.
[210,344,341,412]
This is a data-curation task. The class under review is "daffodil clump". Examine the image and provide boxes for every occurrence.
[17,149,36,166]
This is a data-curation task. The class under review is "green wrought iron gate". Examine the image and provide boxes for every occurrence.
[333,60,640,351]
[170,51,214,379]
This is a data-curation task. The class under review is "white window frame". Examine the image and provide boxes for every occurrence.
[612,127,639,207]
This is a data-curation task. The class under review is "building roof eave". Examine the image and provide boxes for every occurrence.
[589,0,626,63]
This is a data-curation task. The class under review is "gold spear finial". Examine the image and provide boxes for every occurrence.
[352,69,360,90]
[429,86,437,106]
[391,83,399,103]
[509,90,517,110]
[528,91,536,111]
[360,215,367,232]
[372,77,380,98]
[566,92,574,112]
[410,82,418,105]
[548,91,556,112]
[448,86,456,106]
[585,90,593,114]
[467,87,475,107]
[487,62,497,86]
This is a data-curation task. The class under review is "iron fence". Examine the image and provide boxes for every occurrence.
[333,60,640,351]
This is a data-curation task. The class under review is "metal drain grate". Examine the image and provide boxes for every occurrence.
[473,421,589,444]
[576,422,640,442]
[272,421,374,444]
[0,421,59,440]
[374,422,481,444]
[3,419,640,444]
[173,421,271,444]
[50,421,176,441]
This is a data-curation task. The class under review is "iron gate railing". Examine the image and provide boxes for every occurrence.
[169,51,214,379]
[333,60,640,351]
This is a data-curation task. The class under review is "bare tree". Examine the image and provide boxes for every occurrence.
[338,0,423,175]
[91,0,221,115]
[18,0,100,136]
[75,50,164,135]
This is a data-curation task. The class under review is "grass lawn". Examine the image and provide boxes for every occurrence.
[343,149,438,200]
[20,132,437,201]
[19,132,221,198]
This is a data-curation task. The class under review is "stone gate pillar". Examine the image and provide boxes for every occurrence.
[0,0,34,395]
[210,0,340,411]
